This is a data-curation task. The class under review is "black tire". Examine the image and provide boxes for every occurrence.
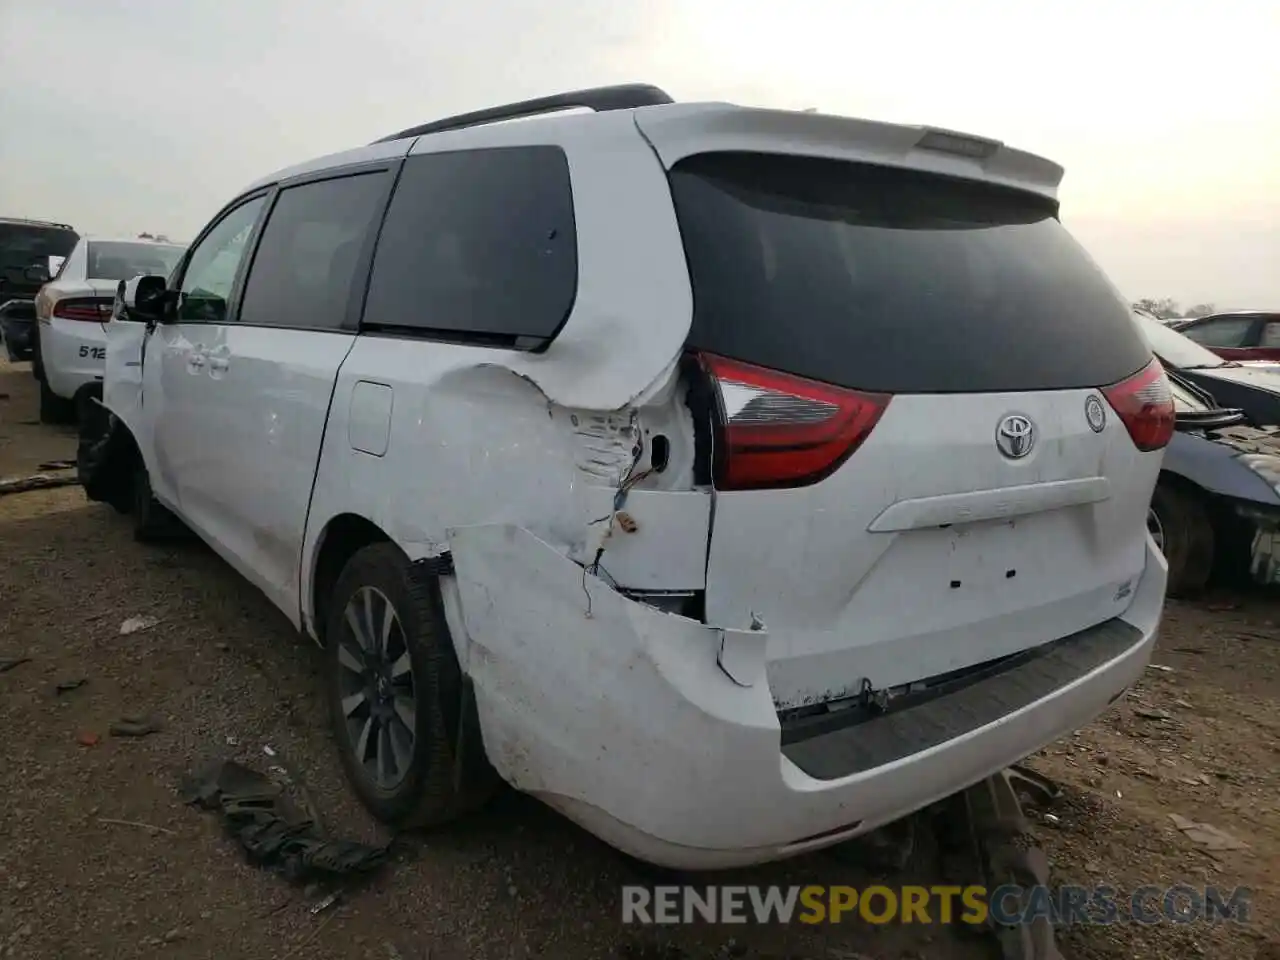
[325,542,497,828]
[131,462,179,542]
[77,404,133,514]
[39,378,76,425]
[1150,482,1215,597]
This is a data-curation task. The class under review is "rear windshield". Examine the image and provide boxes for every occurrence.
[87,241,184,282]
[0,223,79,275]
[669,153,1151,394]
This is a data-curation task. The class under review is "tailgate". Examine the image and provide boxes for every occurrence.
[658,142,1165,709]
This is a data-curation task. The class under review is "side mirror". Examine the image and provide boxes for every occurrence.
[115,275,171,325]
[23,265,50,284]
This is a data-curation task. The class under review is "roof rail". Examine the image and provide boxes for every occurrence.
[0,216,76,231]
[372,83,674,144]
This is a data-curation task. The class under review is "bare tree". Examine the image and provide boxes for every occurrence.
[1133,298,1182,320]
[1185,302,1216,318]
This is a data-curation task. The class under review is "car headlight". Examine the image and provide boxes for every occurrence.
[1237,453,1280,492]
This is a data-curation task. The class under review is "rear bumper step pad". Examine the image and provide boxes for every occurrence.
[782,617,1141,780]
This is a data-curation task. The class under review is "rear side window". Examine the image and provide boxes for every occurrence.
[1181,318,1254,348]
[239,172,389,330]
[669,153,1151,394]
[362,146,577,346]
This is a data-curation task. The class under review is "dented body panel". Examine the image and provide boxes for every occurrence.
[99,92,1172,870]
[446,523,1163,869]
[299,114,706,640]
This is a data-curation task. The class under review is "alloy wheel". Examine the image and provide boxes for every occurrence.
[336,586,417,790]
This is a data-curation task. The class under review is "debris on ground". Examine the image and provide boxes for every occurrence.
[178,759,389,882]
[969,772,1065,960]
[1168,813,1251,852]
[55,678,87,695]
[109,714,163,738]
[97,817,176,836]
[0,655,31,673]
[119,615,160,635]
[309,890,341,915]
[76,731,101,747]
[0,473,79,496]
[37,459,76,471]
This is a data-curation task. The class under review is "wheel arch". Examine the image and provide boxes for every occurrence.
[78,396,141,508]
[307,512,391,645]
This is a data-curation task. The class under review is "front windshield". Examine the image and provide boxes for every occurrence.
[1133,310,1227,370]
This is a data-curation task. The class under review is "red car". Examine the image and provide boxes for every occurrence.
[1173,311,1280,362]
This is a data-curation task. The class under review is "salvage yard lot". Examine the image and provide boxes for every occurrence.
[1,356,1278,960]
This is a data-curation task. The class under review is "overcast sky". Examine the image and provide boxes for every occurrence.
[2,0,1276,309]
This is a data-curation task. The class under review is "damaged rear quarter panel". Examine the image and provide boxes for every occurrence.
[446,523,781,847]
[299,117,710,639]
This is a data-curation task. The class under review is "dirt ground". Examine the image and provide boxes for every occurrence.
[1,355,1277,960]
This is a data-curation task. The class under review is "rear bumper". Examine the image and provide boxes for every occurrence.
[40,317,106,400]
[449,525,1166,870]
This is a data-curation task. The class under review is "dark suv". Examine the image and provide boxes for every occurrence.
[1,217,80,361]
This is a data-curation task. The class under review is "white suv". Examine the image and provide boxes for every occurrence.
[84,84,1172,869]
[34,236,183,422]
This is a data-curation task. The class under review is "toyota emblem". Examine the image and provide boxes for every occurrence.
[995,414,1036,459]
[1085,394,1107,433]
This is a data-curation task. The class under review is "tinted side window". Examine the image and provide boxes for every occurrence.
[1182,318,1253,348]
[178,196,268,323]
[362,146,577,344]
[238,172,389,331]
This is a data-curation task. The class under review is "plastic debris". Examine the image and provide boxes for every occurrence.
[0,656,31,674]
[119,615,160,636]
[109,714,162,738]
[1169,813,1250,851]
[55,678,87,695]
[309,891,341,915]
[178,759,388,881]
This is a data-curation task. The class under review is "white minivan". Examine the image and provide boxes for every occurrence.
[83,84,1172,869]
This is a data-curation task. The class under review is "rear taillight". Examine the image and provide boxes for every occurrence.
[52,298,111,322]
[1102,358,1175,452]
[696,353,890,490]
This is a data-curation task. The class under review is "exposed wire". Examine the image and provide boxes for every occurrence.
[583,423,646,615]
